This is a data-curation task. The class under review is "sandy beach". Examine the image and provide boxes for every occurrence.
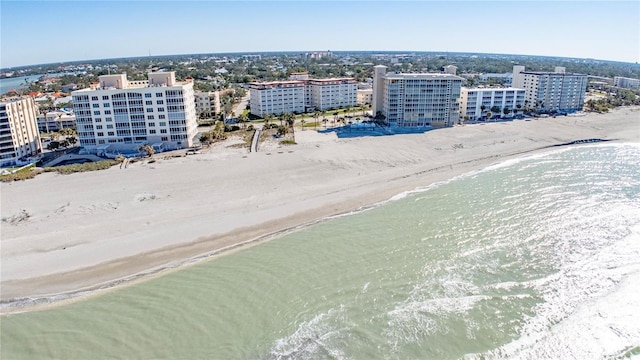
[1,107,638,309]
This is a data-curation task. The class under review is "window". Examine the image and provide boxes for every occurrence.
[102,96,109,100]
[103,103,110,108]
[105,117,113,121]
[108,131,115,136]
[97,132,104,136]
[93,103,99,108]
[157,100,164,105]
[159,122,166,126]
[146,108,154,113]
[107,124,113,129]
[145,93,152,98]
[149,129,156,134]
[105,110,112,115]
[93,111,101,115]
[145,101,152,105]
[147,115,154,120]
[158,107,164,112]
[159,114,166,119]
[95,118,102,122]
[161,136,168,141]
[156,93,163,97]
[148,122,155,127]
[96,125,103,129]
[160,129,167,133]
[91,96,98,101]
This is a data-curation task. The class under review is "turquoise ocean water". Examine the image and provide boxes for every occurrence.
[2,144,640,359]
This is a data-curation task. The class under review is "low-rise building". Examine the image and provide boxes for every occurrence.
[307,78,357,111]
[248,81,307,116]
[357,88,373,105]
[248,76,357,116]
[194,91,220,117]
[459,87,526,121]
[0,97,42,167]
[613,76,640,89]
[37,110,76,132]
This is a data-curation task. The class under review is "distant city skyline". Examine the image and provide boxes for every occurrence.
[1,1,639,69]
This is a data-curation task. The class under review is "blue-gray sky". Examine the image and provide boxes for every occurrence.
[1,1,638,68]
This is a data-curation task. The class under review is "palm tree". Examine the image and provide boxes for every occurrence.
[312,111,321,130]
[280,112,295,141]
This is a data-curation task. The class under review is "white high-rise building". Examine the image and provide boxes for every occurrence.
[373,65,463,127]
[512,66,587,113]
[72,72,197,154]
[459,87,526,121]
[0,97,42,167]
[613,76,640,89]
[248,77,357,116]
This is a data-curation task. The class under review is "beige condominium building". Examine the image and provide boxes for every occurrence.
[72,72,198,154]
[248,75,357,116]
[357,88,373,105]
[459,87,526,121]
[194,91,221,116]
[512,66,587,113]
[0,96,42,167]
[373,65,463,127]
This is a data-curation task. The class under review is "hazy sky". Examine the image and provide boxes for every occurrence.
[1,1,638,68]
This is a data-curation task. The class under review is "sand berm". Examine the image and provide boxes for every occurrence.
[1,107,638,311]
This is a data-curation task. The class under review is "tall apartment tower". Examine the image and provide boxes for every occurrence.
[0,97,42,167]
[372,65,388,117]
[512,65,587,113]
[72,72,198,154]
[512,65,526,88]
[373,65,463,127]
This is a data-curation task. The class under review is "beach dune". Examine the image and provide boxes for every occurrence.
[1,108,638,308]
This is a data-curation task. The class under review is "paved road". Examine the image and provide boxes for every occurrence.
[233,94,250,117]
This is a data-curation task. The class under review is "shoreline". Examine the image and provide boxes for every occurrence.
[1,107,638,313]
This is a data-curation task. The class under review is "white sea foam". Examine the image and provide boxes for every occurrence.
[268,305,351,360]
[468,222,640,359]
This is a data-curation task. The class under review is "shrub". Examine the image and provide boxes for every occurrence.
[44,160,120,175]
[0,168,43,182]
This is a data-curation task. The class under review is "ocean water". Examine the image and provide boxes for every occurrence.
[0,75,42,95]
[2,144,640,359]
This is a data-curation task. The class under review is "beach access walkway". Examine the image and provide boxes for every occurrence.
[250,128,262,153]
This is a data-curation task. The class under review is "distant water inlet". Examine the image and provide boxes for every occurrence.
[2,144,640,359]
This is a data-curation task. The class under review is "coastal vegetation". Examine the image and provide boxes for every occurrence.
[43,159,121,175]
[0,167,43,182]
[585,89,640,113]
